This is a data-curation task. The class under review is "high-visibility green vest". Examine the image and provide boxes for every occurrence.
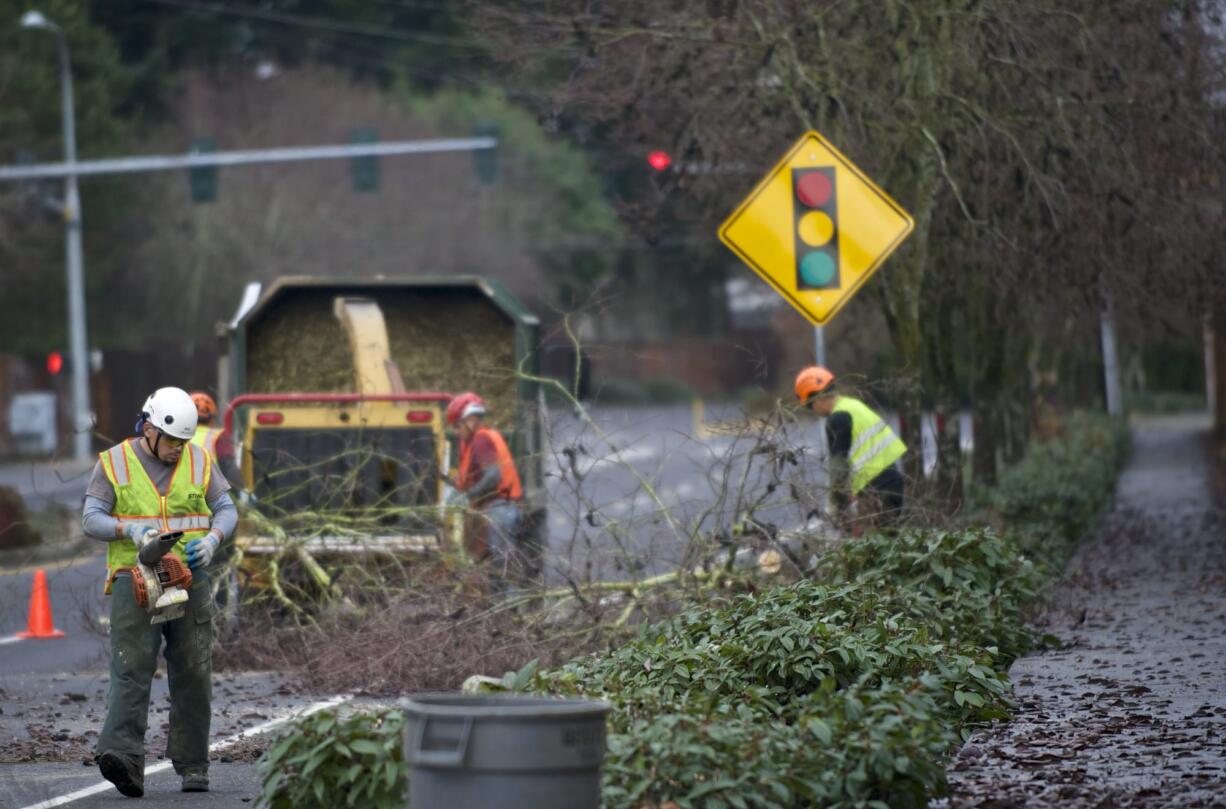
[99,439,213,577]
[191,425,221,454]
[833,396,907,494]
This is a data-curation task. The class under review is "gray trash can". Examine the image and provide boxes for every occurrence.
[402,693,612,809]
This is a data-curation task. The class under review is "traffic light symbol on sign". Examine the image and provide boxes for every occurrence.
[793,167,839,290]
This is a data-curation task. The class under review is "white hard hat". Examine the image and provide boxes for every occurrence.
[141,387,198,440]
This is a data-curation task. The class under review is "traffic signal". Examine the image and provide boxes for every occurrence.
[350,127,379,193]
[188,138,217,203]
[473,122,499,186]
[647,150,672,171]
[46,351,62,375]
[792,167,839,289]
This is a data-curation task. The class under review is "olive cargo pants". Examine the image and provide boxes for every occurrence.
[96,570,213,772]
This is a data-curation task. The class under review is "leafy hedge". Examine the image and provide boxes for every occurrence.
[980,413,1130,566]
[257,415,1128,808]
[537,527,1029,807]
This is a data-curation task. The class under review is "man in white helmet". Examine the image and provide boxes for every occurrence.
[80,387,237,797]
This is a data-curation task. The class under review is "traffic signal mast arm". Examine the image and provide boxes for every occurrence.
[0,136,497,182]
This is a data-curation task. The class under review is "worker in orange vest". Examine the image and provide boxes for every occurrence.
[446,392,524,577]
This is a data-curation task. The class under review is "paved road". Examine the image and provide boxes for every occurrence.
[0,555,108,676]
[0,460,93,512]
[541,404,834,580]
[943,414,1226,807]
[1,762,267,808]
[0,674,351,809]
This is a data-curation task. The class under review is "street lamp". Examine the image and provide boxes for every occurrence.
[21,9,93,462]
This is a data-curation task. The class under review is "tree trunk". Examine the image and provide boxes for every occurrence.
[1213,307,1226,463]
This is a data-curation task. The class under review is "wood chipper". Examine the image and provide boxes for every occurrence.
[213,277,543,626]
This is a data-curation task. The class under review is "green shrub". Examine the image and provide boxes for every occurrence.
[982,414,1128,565]
[531,532,1022,807]
[818,527,1043,662]
[257,708,405,809]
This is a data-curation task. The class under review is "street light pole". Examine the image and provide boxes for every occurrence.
[22,10,93,461]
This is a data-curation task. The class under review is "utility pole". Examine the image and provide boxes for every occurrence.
[21,10,92,462]
[1205,314,1216,417]
[1100,300,1123,417]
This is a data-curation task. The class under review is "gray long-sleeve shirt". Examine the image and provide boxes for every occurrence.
[80,437,237,543]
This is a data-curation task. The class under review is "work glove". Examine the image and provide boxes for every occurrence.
[125,524,159,546]
[185,533,220,570]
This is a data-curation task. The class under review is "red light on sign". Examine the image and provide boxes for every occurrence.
[647,151,672,171]
[255,411,284,425]
[46,352,63,375]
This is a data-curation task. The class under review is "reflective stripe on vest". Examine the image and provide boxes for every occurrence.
[458,427,523,502]
[191,426,221,454]
[98,440,213,579]
[104,444,130,486]
[190,442,208,486]
[832,396,907,494]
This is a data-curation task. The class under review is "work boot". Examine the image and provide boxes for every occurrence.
[98,751,144,798]
[181,769,209,792]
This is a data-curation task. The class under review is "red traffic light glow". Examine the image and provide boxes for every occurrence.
[796,172,833,207]
[46,352,63,375]
[647,150,672,171]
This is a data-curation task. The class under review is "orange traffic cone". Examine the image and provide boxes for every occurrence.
[17,569,65,639]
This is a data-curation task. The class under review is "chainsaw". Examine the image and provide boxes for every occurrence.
[132,530,192,624]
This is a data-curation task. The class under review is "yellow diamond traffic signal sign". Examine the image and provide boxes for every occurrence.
[719,131,914,325]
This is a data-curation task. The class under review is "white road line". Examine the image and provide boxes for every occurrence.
[0,635,25,645]
[18,693,353,809]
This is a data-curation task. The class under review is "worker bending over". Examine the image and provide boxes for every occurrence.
[446,392,524,580]
[795,366,907,530]
[81,386,237,797]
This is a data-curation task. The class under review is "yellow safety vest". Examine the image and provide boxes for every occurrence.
[99,439,213,578]
[832,396,907,494]
[191,425,222,454]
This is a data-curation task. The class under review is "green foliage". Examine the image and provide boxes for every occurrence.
[534,539,1019,807]
[818,527,1043,662]
[978,414,1129,565]
[258,708,405,809]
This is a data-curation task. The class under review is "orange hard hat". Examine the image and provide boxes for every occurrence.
[794,366,835,403]
[446,392,486,425]
[190,391,217,423]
